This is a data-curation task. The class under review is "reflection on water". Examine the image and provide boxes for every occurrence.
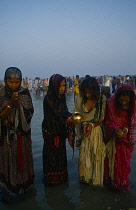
[0,90,136,209]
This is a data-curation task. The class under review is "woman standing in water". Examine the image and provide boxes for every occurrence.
[104,84,136,191]
[42,74,76,185]
[0,67,34,202]
[75,77,106,186]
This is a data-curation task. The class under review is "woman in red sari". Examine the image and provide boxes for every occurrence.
[104,84,136,191]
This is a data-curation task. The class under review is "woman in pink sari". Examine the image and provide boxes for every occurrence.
[104,84,136,191]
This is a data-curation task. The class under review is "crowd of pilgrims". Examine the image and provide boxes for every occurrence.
[0,67,136,203]
[20,74,136,97]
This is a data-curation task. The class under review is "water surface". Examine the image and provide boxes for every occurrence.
[0,90,136,210]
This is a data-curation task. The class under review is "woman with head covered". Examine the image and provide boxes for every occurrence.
[104,83,136,191]
[0,67,34,202]
[42,74,77,185]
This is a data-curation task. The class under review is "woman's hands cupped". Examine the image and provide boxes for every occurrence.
[10,92,19,107]
[83,123,92,139]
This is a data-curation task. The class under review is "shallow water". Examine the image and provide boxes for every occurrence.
[0,90,136,210]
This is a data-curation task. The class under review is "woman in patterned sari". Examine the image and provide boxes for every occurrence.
[104,84,136,191]
[75,77,106,187]
[42,74,76,185]
[0,67,34,202]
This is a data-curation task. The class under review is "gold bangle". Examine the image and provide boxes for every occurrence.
[86,122,94,127]
[90,123,94,128]
[124,127,128,133]
[7,105,11,109]
[82,121,87,126]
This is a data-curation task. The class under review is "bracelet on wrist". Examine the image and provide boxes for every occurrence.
[7,105,11,109]
[86,122,94,127]
[124,127,128,133]
[82,121,87,126]
[83,121,94,128]
[89,123,94,128]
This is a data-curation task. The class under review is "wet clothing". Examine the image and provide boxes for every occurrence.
[75,94,106,186]
[0,86,34,200]
[42,74,75,185]
[104,84,136,191]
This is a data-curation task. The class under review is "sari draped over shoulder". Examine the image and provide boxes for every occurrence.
[42,92,75,185]
[0,86,34,198]
[104,84,136,191]
[75,94,106,186]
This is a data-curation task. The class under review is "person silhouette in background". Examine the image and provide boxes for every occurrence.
[73,75,81,102]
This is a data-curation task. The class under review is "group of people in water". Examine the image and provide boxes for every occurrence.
[0,67,135,202]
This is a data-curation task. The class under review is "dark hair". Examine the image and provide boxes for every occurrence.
[80,77,100,103]
[116,90,134,117]
[47,74,66,98]
[4,67,22,82]
[85,75,91,79]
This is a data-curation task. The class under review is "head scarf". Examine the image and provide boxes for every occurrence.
[42,74,75,150]
[4,67,22,81]
[47,74,66,97]
[43,74,71,133]
[0,67,33,118]
[109,83,135,119]
[105,83,136,147]
[4,67,23,95]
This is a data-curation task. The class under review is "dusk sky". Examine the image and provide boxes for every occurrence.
[0,0,136,79]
